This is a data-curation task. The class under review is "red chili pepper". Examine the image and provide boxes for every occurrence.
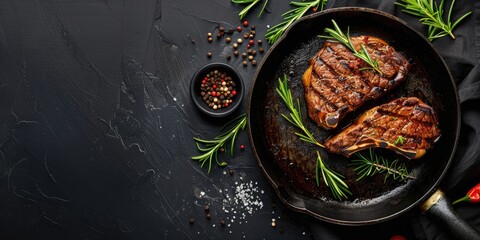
[452,183,480,204]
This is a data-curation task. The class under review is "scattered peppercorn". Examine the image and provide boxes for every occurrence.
[207,52,212,58]
[204,205,210,212]
[250,25,255,30]
[219,26,225,33]
[207,32,212,37]
[237,26,242,32]
[243,20,249,27]
[220,220,226,227]
[233,43,238,49]
[242,52,247,58]
[228,28,235,34]
[252,50,257,56]
[237,38,243,44]
[234,50,239,56]
[208,37,213,42]
[257,39,262,45]
[249,40,254,46]
[259,47,264,53]
[252,60,257,66]
[229,169,234,175]
[189,217,195,224]
[226,54,231,60]
[240,145,246,150]
[206,213,212,220]
[242,60,248,66]
[219,147,225,152]
[247,49,252,54]
[226,37,231,43]
[249,34,254,39]
[248,55,253,61]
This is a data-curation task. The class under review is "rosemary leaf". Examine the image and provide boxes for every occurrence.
[395,0,472,41]
[276,75,351,200]
[351,149,416,182]
[192,113,247,173]
[231,0,269,20]
[320,20,382,75]
[265,0,327,44]
[316,152,352,200]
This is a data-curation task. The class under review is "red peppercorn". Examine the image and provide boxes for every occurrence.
[224,103,229,107]
[237,26,242,32]
[240,145,245,150]
[243,20,248,27]
[213,84,217,89]
[211,92,216,97]
[232,90,237,96]
[249,40,254,46]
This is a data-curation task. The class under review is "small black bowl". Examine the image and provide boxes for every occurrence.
[190,62,244,118]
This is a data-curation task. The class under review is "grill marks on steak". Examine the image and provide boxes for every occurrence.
[324,97,441,159]
[302,36,411,129]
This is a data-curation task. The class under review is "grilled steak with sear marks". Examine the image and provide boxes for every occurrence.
[324,97,441,159]
[302,36,410,129]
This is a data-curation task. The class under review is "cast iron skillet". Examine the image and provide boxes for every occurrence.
[247,8,479,239]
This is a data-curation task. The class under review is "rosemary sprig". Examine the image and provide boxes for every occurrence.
[393,135,407,145]
[265,0,327,44]
[395,0,472,41]
[319,20,382,75]
[351,149,416,183]
[276,75,351,200]
[192,113,247,173]
[231,0,269,20]
[276,75,324,148]
[316,151,352,200]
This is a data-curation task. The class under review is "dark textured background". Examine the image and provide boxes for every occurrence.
[0,0,478,240]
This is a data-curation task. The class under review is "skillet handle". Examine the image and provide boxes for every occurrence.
[421,189,480,240]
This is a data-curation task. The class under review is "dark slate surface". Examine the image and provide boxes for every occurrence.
[0,0,478,240]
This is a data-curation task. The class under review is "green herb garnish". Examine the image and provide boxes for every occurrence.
[192,113,247,173]
[395,0,472,41]
[265,0,327,44]
[319,19,382,75]
[276,75,351,200]
[276,75,324,148]
[316,151,352,200]
[351,149,416,182]
[393,135,407,145]
[231,0,269,20]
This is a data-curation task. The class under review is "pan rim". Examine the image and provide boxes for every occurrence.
[246,7,461,225]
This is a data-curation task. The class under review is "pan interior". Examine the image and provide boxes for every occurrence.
[248,8,459,225]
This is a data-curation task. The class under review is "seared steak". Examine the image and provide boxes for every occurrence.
[324,97,441,159]
[302,36,410,129]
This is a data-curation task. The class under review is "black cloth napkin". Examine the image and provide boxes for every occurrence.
[309,0,480,239]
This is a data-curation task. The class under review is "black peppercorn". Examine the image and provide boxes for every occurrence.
[207,52,212,58]
[234,50,239,56]
[189,217,195,224]
[226,54,231,60]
